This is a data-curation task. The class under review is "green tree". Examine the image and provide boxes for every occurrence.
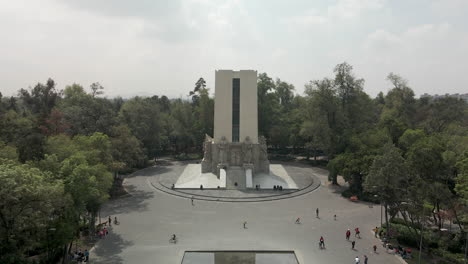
[379,73,416,142]
[303,78,341,162]
[364,143,410,234]
[59,84,117,136]
[257,73,280,140]
[0,161,64,262]
[119,97,165,158]
[18,78,62,121]
[110,125,147,171]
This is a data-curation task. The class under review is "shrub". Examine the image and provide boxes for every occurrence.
[431,248,464,264]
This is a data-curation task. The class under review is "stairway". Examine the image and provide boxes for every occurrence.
[226,166,246,189]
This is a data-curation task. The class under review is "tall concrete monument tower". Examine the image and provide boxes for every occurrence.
[201,70,269,188]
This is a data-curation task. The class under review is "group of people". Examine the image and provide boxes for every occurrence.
[69,249,89,263]
[97,226,108,239]
[96,215,120,239]
[273,185,283,190]
[354,255,368,264]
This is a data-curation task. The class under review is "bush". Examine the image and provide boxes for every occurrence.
[431,248,464,264]
[390,218,421,230]
[173,153,202,160]
[392,224,419,248]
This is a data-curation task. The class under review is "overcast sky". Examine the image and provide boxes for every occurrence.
[1,0,467,99]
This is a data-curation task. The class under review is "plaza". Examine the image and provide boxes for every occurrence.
[90,160,404,264]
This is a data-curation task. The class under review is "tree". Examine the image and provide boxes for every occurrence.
[364,143,409,234]
[379,73,416,142]
[119,97,165,158]
[0,161,64,262]
[0,141,18,161]
[169,99,196,153]
[455,152,468,205]
[192,84,214,150]
[90,82,104,97]
[110,125,147,171]
[257,73,280,140]
[424,97,467,133]
[334,62,369,130]
[189,77,207,105]
[303,78,341,162]
[275,78,295,110]
[18,78,62,121]
[59,84,117,136]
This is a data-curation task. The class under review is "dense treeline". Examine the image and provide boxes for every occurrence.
[0,62,467,262]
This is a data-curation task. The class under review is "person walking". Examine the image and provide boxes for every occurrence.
[243,221,247,229]
[352,240,356,250]
[108,216,112,226]
[295,217,301,224]
[334,214,337,221]
[355,256,360,263]
[103,227,108,237]
[355,227,360,238]
[374,227,378,237]
[319,236,325,249]
[84,249,89,262]
[373,244,377,253]
[316,208,319,218]
[346,229,351,240]
[364,255,368,264]
[191,196,194,206]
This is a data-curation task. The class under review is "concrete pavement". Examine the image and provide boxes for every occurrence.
[90,162,403,264]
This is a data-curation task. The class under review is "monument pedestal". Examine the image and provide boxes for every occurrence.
[201,136,270,177]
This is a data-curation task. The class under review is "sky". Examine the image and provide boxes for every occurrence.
[0,0,467,99]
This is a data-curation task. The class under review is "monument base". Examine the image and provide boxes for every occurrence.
[174,164,298,190]
[201,135,270,177]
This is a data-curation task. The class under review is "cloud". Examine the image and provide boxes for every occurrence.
[284,0,385,28]
[0,0,467,99]
[359,23,468,95]
[431,0,468,17]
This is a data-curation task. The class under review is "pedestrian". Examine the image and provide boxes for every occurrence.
[374,227,378,237]
[84,249,89,262]
[108,216,112,226]
[346,229,351,240]
[334,214,336,221]
[103,227,108,237]
[191,196,194,206]
[364,255,368,264]
[316,208,319,218]
[355,256,360,263]
[352,240,356,250]
[373,244,377,253]
[319,236,325,249]
[243,221,247,229]
[355,227,360,238]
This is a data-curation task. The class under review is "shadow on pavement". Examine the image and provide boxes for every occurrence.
[103,186,154,215]
[93,230,133,264]
[126,166,171,178]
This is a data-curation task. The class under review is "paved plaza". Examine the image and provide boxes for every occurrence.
[90,161,404,264]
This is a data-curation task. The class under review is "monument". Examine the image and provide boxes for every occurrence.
[175,70,297,190]
[201,70,270,188]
